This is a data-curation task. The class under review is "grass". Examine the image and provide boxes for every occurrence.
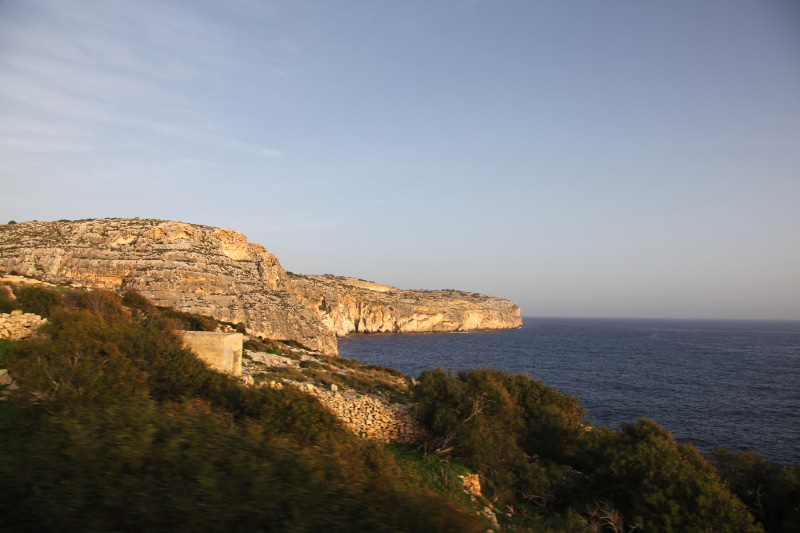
[384,444,477,508]
[243,338,301,360]
[274,355,414,404]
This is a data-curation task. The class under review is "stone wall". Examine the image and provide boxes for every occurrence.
[290,381,424,444]
[182,331,244,376]
[0,310,47,340]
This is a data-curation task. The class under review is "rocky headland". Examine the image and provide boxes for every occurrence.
[0,218,522,354]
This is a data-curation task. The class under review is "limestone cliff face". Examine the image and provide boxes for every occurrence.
[0,219,337,354]
[289,275,522,336]
[0,219,522,353]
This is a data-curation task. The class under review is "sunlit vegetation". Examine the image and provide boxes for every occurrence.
[0,283,795,531]
[412,368,768,532]
[0,288,485,532]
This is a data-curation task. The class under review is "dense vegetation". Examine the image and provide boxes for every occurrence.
[710,447,800,533]
[412,368,782,532]
[0,285,484,532]
[1,281,796,531]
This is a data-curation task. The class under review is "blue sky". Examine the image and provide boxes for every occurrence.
[1,0,799,319]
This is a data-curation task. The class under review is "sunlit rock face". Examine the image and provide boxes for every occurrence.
[0,218,336,355]
[289,275,522,336]
[0,219,522,354]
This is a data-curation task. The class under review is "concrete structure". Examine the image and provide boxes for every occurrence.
[181,331,243,376]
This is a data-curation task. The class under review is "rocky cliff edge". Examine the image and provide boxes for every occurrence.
[0,219,522,354]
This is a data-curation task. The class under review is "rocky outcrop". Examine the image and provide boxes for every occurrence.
[0,219,336,354]
[0,219,522,354]
[290,275,522,336]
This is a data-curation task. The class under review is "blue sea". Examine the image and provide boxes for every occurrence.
[338,317,800,465]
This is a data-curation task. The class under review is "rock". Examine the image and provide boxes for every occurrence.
[0,219,522,354]
[0,369,12,386]
[460,474,483,498]
[290,275,522,336]
[0,219,337,354]
[483,507,500,531]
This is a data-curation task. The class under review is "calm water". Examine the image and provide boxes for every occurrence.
[338,317,800,464]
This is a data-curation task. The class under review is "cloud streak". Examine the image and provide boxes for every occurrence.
[0,0,282,161]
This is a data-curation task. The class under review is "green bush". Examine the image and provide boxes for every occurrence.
[63,289,128,322]
[711,447,800,533]
[0,402,483,532]
[243,338,297,358]
[0,285,21,313]
[385,444,474,506]
[121,290,158,315]
[579,419,762,532]
[157,307,217,331]
[13,284,63,318]
[412,368,763,532]
[0,290,485,532]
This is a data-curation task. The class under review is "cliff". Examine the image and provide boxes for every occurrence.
[0,219,522,354]
[290,274,522,336]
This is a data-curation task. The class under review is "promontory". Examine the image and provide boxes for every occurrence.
[0,218,522,354]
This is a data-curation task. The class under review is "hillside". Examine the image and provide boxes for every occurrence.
[0,219,522,355]
[2,278,794,532]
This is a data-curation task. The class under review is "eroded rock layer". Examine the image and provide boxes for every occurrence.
[290,275,522,336]
[0,219,522,354]
[0,219,336,354]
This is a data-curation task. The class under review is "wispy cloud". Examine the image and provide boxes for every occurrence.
[0,0,283,162]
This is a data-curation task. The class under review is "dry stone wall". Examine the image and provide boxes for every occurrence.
[305,384,424,444]
[262,379,424,444]
[0,311,47,340]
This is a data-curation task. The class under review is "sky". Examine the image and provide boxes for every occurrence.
[1,0,799,320]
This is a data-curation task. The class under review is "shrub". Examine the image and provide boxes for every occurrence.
[711,447,800,533]
[0,285,20,313]
[13,285,63,318]
[0,289,488,532]
[157,307,217,331]
[244,338,284,353]
[0,402,484,532]
[385,443,474,505]
[412,368,762,531]
[6,311,150,416]
[64,289,128,322]
[121,290,158,315]
[579,419,762,532]
[299,360,323,370]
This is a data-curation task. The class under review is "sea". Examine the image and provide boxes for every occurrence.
[337,317,800,465]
